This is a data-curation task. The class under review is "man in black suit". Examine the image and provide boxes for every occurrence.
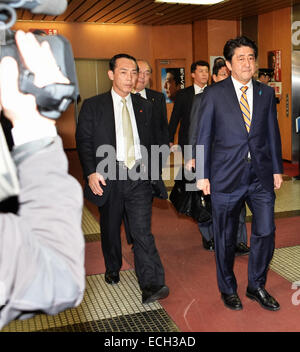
[169,61,215,250]
[124,60,169,246]
[76,53,169,305]
[168,60,209,151]
[135,60,169,149]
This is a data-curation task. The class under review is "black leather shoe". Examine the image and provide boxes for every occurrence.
[221,293,243,310]
[202,238,215,251]
[246,287,280,311]
[105,271,120,285]
[142,285,169,304]
[235,242,250,256]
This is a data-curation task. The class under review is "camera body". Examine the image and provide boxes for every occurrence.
[0,0,78,119]
[0,0,78,203]
[1,29,79,119]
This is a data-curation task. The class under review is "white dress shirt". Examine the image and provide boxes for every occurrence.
[194,84,207,95]
[136,88,147,99]
[231,76,253,158]
[111,88,141,162]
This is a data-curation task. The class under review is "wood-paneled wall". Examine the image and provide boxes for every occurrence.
[258,7,292,161]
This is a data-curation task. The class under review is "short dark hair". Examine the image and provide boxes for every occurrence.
[166,68,181,86]
[212,58,226,76]
[223,36,258,63]
[191,60,210,73]
[109,53,139,72]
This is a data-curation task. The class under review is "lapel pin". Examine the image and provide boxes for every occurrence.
[139,109,143,113]
[259,90,262,96]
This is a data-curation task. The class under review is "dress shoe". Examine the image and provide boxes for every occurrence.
[235,242,250,256]
[202,237,215,251]
[142,285,169,304]
[246,287,280,311]
[105,271,120,285]
[221,292,243,310]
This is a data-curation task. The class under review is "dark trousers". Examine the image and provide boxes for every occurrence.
[211,162,276,294]
[99,178,165,290]
[198,204,247,244]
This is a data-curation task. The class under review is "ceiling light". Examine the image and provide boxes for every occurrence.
[155,0,225,4]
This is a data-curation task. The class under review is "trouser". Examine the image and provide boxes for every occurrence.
[211,162,276,294]
[99,177,165,290]
[198,204,247,244]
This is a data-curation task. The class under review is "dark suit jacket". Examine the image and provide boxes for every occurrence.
[76,91,166,207]
[168,85,195,149]
[188,91,204,159]
[145,88,169,147]
[196,77,283,193]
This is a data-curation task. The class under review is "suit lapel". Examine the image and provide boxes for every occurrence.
[145,88,154,103]
[222,77,248,136]
[103,92,116,147]
[249,79,261,136]
[131,93,147,143]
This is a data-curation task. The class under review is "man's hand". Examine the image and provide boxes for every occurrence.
[197,178,210,195]
[274,174,283,190]
[169,142,178,152]
[0,30,69,126]
[185,158,195,171]
[88,173,106,196]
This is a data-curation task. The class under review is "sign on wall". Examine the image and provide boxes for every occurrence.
[29,28,58,35]
[268,50,281,82]
[161,67,185,103]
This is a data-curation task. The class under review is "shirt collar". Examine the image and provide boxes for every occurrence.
[135,88,147,99]
[111,87,131,103]
[194,83,207,94]
[231,76,252,91]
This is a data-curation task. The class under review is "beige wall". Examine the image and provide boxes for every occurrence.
[14,21,193,148]
[13,13,293,157]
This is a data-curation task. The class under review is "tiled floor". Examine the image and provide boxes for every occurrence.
[1,150,299,332]
[1,271,179,332]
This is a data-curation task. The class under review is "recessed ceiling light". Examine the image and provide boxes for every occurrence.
[155,0,225,4]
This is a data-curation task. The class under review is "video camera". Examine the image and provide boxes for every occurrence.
[0,0,79,119]
[0,0,79,203]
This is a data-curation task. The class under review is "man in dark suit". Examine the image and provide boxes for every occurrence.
[76,53,169,305]
[168,60,209,151]
[168,61,214,250]
[196,36,283,311]
[135,60,169,149]
[124,60,169,246]
[188,58,250,255]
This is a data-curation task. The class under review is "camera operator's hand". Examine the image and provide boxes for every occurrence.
[0,30,69,127]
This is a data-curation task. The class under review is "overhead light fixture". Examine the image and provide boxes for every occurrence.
[155,0,225,4]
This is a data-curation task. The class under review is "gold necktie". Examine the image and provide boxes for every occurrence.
[121,98,135,169]
[240,86,251,133]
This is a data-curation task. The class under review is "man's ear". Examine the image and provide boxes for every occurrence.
[225,61,232,72]
[108,70,114,81]
[191,72,195,80]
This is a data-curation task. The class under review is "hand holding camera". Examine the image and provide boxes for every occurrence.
[0,30,69,126]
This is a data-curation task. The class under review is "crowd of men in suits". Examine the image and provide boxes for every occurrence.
[76,35,283,311]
